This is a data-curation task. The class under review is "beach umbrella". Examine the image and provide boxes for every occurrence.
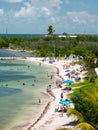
[56,79,63,84]
[62,87,72,91]
[59,100,71,105]
[63,79,74,84]
[49,57,55,61]
[65,69,70,72]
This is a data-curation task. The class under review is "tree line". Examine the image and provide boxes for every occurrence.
[0,34,98,57]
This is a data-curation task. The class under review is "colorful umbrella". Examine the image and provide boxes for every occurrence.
[63,79,74,84]
[65,69,70,72]
[59,100,71,105]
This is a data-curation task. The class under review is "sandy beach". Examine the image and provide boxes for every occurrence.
[21,57,84,130]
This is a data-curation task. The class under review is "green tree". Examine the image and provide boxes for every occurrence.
[67,108,84,124]
[72,45,88,57]
[67,109,96,130]
[47,25,55,37]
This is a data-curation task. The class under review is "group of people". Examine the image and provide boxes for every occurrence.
[46,84,70,116]
[55,105,67,116]
[55,90,71,116]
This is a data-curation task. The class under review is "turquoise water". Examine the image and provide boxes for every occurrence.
[0,49,34,57]
[0,59,56,130]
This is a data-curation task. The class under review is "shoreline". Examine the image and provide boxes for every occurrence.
[28,101,51,130]
[12,57,63,130]
[23,58,76,130]
[27,58,65,130]
[0,56,83,130]
[0,55,83,130]
[0,56,58,130]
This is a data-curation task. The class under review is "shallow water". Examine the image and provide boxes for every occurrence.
[0,59,56,130]
[0,49,34,57]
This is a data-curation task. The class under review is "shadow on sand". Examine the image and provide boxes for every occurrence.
[62,120,77,127]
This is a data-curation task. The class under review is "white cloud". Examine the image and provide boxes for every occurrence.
[41,7,51,16]
[14,0,62,18]
[72,16,86,24]
[66,11,97,24]
[14,6,36,17]
[0,0,97,34]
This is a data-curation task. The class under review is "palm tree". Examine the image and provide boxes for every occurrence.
[74,122,96,130]
[47,25,55,37]
[66,108,96,130]
[67,108,84,124]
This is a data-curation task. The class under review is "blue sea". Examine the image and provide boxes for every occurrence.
[0,49,57,130]
[0,34,46,38]
[0,49,34,57]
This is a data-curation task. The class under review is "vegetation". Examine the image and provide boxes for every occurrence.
[0,34,98,59]
[64,71,98,130]
[47,25,55,37]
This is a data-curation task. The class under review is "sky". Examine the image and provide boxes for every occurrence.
[0,0,98,34]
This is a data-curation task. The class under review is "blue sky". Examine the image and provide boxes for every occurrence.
[0,0,98,34]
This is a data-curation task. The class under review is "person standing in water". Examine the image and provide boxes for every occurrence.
[38,98,41,104]
[46,85,55,99]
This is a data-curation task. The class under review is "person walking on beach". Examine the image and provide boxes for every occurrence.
[60,92,64,101]
[46,85,55,99]
[61,106,65,117]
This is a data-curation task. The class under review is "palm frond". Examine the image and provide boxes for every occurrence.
[67,108,84,123]
[56,128,70,130]
[74,122,96,130]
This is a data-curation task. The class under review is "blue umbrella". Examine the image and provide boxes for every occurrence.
[65,69,70,72]
[59,100,71,105]
[49,57,55,61]
[63,79,74,84]
[49,57,55,63]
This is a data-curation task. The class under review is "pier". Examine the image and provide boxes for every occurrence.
[0,57,23,60]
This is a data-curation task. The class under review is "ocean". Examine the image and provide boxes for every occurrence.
[0,34,46,38]
[0,49,57,130]
[0,49,34,57]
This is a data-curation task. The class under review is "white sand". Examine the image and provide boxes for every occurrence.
[30,88,75,130]
[21,58,83,130]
